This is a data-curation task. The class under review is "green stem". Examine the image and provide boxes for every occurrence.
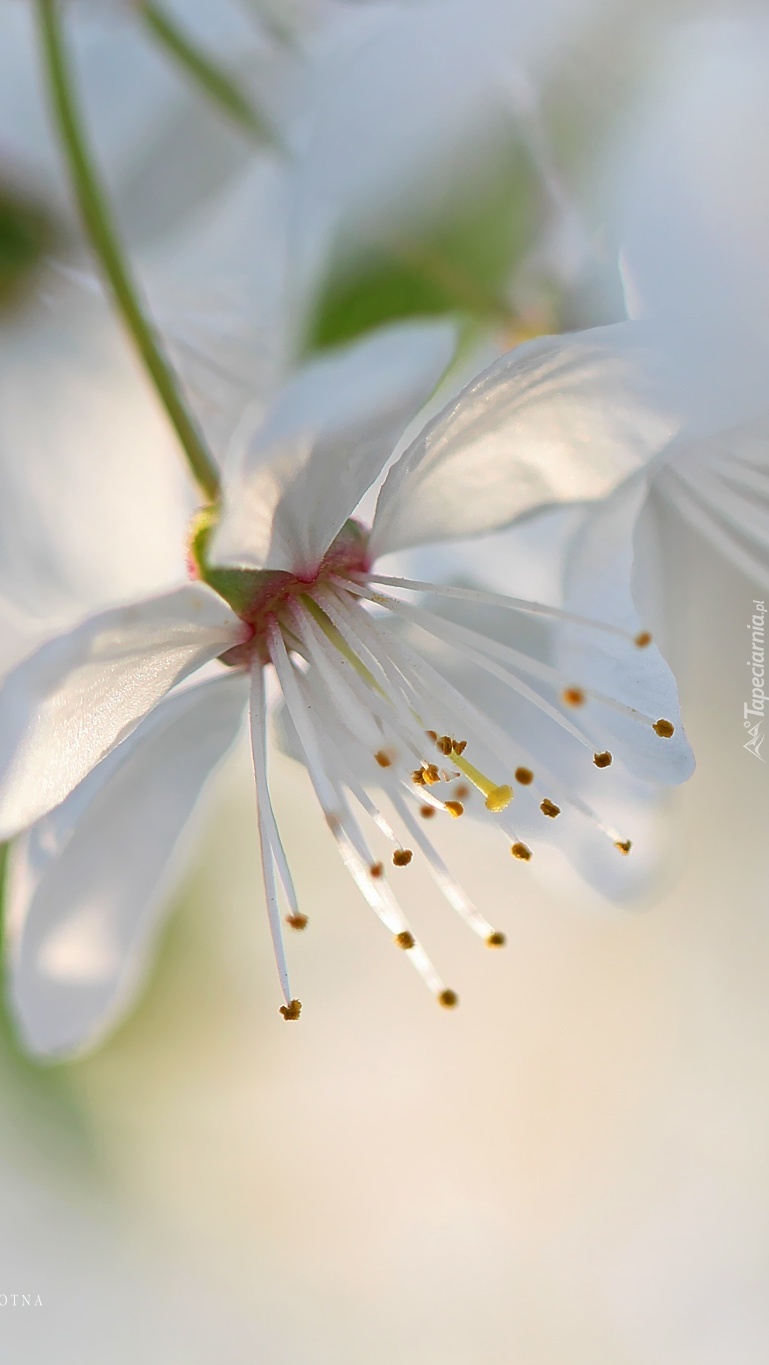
[35,0,220,502]
[141,1,276,146]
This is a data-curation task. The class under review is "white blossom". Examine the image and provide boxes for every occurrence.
[0,320,693,1057]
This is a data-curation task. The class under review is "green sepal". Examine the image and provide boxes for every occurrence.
[189,506,279,618]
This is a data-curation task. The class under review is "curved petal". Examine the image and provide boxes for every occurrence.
[5,671,248,1061]
[369,321,682,558]
[0,584,244,841]
[555,475,695,784]
[212,320,456,575]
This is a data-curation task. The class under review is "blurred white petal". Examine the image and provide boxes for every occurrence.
[0,584,243,840]
[212,320,455,573]
[370,323,680,558]
[6,671,247,1060]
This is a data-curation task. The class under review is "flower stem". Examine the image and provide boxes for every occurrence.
[35,0,221,502]
[140,2,277,147]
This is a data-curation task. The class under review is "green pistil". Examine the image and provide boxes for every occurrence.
[302,596,385,696]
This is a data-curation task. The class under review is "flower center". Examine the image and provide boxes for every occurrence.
[188,508,371,663]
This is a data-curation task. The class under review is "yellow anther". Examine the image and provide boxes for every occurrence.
[653,718,675,738]
[420,804,436,819]
[615,840,632,855]
[279,999,302,1021]
[393,849,413,867]
[286,913,309,931]
[438,989,459,1009]
[370,861,384,879]
[562,686,586,707]
[593,751,613,768]
[514,767,533,785]
[452,739,467,755]
[395,930,415,950]
[486,931,506,947]
[423,764,441,785]
[511,842,532,860]
[540,798,561,818]
[374,749,392,768]
[635,631,652,648]
[425,730,438,742]
[412,768,426,786]
[436,735,454,756]
[444,801,464,818]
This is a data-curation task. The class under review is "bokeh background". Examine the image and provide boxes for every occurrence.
[0,1,767,1360]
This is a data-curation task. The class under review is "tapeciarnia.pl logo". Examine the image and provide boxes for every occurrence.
[744,600,767,761]
[0,1294,42,1307]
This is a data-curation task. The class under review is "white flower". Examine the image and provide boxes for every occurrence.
[0,320,693,1058]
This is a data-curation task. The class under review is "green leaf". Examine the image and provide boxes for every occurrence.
[302,133,546,354]
[0,184,57,309]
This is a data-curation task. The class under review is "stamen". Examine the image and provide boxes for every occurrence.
[393,849,413,866]
[315,589,432,761]
[420,804,436,819]
[350,584,599,753]
[615,840,632,855]
[356,573,648,646]
[349,581,667,735]
[593,751,613,768]
[248,663,296,1011]
[284,665,458,1006]
[540,799,561,818]
[438,989,459,1009]
[375,750,393,767]
[444,801,464,818]
[486,932,506,947]
[388,787,501,944]
[267,619,341,818]
[286,913,309,930]
[395,931,415,949]
[511,842,532,860]
[515,767,534,785]
[279,999,302,1021]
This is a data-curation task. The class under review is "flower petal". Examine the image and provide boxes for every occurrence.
[369,322,682,558]
[6,671,248,1060]
[212,320,456,574]
[0,584,244,841]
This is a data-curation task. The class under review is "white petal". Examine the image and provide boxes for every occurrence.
[212,320,456,574]
[556,476,695,784]
[0,584,244,840]
[6,671,248,1060]
[369,322,683,558]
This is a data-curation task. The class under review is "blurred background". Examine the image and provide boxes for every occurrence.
[0,0,768,1360]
